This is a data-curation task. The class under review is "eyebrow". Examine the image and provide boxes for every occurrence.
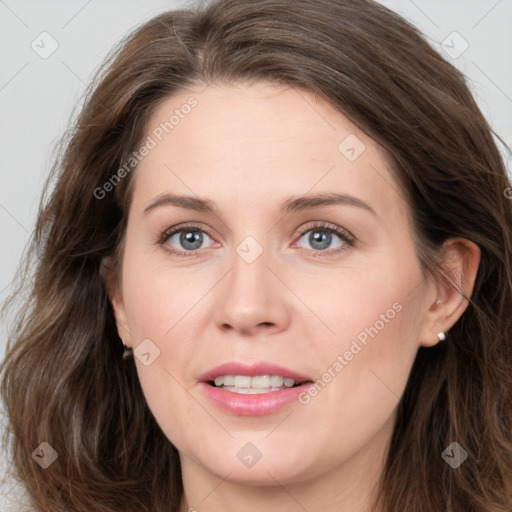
[143,192,377,217]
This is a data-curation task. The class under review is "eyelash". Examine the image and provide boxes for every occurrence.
[157,221,355,258]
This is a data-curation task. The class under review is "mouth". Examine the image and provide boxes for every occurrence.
[207,374,309,394]
[199,363,315,415]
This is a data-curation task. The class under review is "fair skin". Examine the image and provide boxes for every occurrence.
[108,81,480,512]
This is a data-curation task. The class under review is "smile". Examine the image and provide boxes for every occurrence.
[209,374,303,394]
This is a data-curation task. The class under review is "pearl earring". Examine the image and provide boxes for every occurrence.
[437,332,446,342]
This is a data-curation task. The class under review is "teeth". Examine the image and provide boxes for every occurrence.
[252,375,270,387]
[233,376,252,388]
[269,375,283,387]
[212,374,299,390]
[221,386,285,394]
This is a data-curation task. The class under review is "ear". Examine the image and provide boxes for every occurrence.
[419,237,481,347]
[101,256,132,347]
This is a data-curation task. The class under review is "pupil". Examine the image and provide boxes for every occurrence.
[181,230,203,250]
[310,231,331,250]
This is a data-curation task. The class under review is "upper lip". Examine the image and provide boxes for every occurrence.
[198,362,313,383]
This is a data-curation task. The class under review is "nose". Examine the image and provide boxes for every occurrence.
[214,244,291,337]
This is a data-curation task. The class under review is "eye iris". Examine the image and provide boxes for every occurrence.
[180,230,203,250]
[309,230,331,250]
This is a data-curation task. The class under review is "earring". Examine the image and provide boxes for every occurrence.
[437,332,446,342]
[121,340,133,359]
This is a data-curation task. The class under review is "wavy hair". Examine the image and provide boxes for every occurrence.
[1,0,512,510]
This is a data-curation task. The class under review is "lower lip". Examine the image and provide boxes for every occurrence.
[199,382,313,416]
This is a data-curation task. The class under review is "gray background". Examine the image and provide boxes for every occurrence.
[1,0,511,509]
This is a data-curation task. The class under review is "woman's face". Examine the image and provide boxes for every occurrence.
[111,81,439,490]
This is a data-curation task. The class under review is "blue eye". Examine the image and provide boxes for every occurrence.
[161,225,214,255]
[158,221,354,258]
[297,228,345,251]
[294,223,353,255]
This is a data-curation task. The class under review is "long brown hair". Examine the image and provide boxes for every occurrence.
[2,0,512,510]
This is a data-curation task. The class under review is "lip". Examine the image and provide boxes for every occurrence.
[198,362,312,383]
[199,382,314,416]
[198,362,314,416]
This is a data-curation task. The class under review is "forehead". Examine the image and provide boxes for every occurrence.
[130,81,408,223]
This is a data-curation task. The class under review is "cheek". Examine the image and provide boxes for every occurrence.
[119,249,215,435]
[121,244,207,340]
[296,261,422,360]
[297,256,425,427]
[120,265,199,444]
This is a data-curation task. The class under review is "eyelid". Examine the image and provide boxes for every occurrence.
[295,221,355,243]
[158,221,215,245]
[158,222,219,258]
[291,221,355,257]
